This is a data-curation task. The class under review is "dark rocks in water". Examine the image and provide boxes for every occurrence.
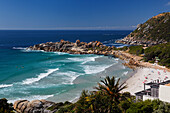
[27,40,140,69]
[27,40,105,54]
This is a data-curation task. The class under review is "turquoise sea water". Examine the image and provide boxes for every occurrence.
[0,30,132,103]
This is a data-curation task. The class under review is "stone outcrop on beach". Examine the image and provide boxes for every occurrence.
[116,12,170,46]
[14,99,56,113]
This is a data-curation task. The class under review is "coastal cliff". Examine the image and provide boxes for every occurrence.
[116,12,170,46]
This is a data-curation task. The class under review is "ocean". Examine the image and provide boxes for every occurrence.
[0,30,133,103]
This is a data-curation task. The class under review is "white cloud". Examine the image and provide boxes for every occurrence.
[166,2,170,6]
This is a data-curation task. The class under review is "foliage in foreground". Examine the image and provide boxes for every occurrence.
[50,76,170,113]
[1,76,170,113]
[0,98,14,113]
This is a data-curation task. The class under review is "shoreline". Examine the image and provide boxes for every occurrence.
[46,56,132,103]
[7,40,170,105]
[27,40,170,96]
[123,67,170,95]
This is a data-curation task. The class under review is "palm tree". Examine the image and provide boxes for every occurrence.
[95,76,127,103]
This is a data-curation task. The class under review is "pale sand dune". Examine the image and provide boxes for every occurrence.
[123,68,170,95]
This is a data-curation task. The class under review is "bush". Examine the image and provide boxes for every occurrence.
[144,42,170,68]
[0,98,14,113]
[117,46,128,51]
[129,45,144,55]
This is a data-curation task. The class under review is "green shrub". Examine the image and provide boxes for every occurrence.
[144,42,170,68]
[129,45,144,55]
[117,46,128,51]
[0,98,14,113]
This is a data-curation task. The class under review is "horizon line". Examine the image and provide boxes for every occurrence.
[0,29,134,31]
[0,26,136,31]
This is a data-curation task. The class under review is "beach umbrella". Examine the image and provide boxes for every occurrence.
[164,69,166,73]
[158,71,160,75]
[164,76,168,80]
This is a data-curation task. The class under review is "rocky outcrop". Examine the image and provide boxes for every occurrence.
[116,37,167,47]
[14,99,56,113]
[27,39,106,54]
[27,39,142,69]
[116,12,170,46]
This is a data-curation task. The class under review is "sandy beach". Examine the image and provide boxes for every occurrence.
[123,67,170,95]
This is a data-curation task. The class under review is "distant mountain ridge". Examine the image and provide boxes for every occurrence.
[116,12,170,46]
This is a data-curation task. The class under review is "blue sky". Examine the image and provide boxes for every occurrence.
[0,0,169,30]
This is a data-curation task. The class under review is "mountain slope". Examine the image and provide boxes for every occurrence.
[116,12,170,46]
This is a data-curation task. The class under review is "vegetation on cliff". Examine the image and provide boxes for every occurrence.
[144,42,170,67]
[116,12,170,46]
[128,12,170,42]
[115,42,170,68]
[131,12,170,42]
[128,45,144,55]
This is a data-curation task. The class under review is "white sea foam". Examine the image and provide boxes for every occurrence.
[122,65,126,69]
[22,68,59,84]
[68,56,100,64]
[57,71,81,84]
[22,49,44,53]
[12,47,26,50]
[53,52,68,55]
[114,58,119,61]
[123,71,128,75]
[0,84,13,88]
[83,64,112,74]
[8,94,54,104]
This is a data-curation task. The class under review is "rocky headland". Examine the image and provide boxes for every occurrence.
[28,39,105,54]
[116,36,167,47]
[27,39,140,69]
[27,39,170,71]
[116,12,170,46]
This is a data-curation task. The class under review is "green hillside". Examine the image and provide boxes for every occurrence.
[116,12,170,46]
[130,12,170,42]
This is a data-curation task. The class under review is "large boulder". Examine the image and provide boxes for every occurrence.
[27,100,43,108]
[14,99,55,113]
[75,40,81,46]
[76,39,80,44]
[96,41,102,47]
